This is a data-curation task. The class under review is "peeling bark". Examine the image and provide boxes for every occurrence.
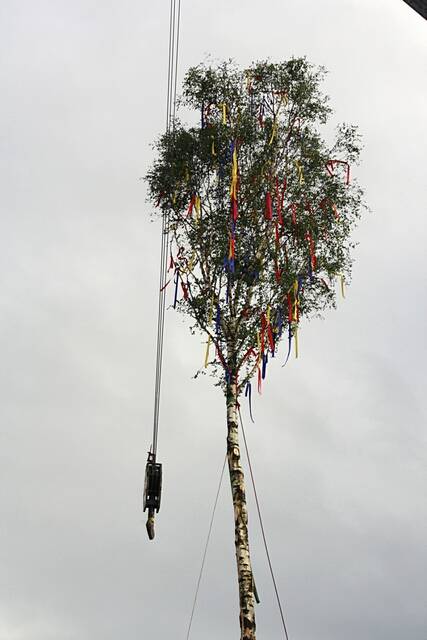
[226,380,256,640]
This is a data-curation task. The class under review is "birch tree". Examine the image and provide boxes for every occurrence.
[146,57,364,640]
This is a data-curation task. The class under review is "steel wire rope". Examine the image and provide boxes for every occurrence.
[151,0,181,456]
[185,454,227,640]
[238,406,291,640]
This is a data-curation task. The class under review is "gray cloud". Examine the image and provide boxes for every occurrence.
[1,1,426,639]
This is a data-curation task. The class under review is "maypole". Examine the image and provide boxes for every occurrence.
[144,26,365,640]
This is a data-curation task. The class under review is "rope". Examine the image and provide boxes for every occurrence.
[238,407,291,640]
[186,454,227,640]
[151,0,182,457]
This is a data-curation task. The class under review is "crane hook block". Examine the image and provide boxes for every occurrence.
[143,453,162,513]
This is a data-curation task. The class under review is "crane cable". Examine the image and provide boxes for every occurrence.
[152,0,182,458]
[145,0,181,541]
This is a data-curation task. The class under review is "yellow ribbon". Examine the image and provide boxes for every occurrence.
[222,103,227,125]
[295,160,304,185]
[268,118,278,145]
[268,94,287,145]
[194,195,201,223]
[211,138,216,156]
[208,294,214,324]
[182,250,197,274]
[230,145,238,199]
[266,305,271,324]
[204,335,211,368]
[293,280,299,320]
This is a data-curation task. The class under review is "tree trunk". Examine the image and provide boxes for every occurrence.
[226,379,256,640]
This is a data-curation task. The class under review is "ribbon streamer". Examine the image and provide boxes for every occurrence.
[282,324,292,367]
[194,195,201,222]
[306,232,317,270]
[289,203,297,225]
[265,192,273,220]
[204,335,211,368]
[269,118,277,145]
[245,382,255,423]
[222,103,227,125]
[295,160,304,185]
[173,268,180,309]
[187,195,195,216]
[325,159,350,185]
[262,351,268,380]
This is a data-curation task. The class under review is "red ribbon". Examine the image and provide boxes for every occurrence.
[240,347,256,369]
[274,259,282,283]
[265,192,273,220]
[325,159,350,185]
[289,203,297,225]
[319,198,339,220]
[306,232,317,270]
[275,220,280,247]
[229,235,235,259]
[232,197,238,222]
[187,195,196,216]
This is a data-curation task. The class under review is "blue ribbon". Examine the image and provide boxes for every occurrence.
[262,351,268,379]
[277,306,283,337]
[215,304,221,335]
[173,268,180,309]
[245,382,255,423]
[282,324,292,367]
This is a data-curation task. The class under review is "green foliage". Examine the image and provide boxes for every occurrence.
[146,58,365,393]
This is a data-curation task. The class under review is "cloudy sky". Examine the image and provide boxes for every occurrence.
[1,1,426,639]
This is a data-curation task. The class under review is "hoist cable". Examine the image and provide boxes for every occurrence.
[151,0,181,457]
[238,407,291,640]
[186,453,227,640]
[172,0,181,123]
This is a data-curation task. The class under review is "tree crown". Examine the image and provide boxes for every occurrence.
[146,58,365,394]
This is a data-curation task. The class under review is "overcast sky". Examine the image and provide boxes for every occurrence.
[1,1,426,639]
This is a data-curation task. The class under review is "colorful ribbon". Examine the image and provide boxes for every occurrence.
[245,382,255,423]
[325,159,350,185]
[295,160,304,185]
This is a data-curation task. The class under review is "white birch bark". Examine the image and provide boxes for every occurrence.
[226,380,256,640]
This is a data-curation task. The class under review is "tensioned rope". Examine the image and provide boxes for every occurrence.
[186,407,291,640]
[238,406,290,640]
[151,0,182,457]
[185,454,227,640]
